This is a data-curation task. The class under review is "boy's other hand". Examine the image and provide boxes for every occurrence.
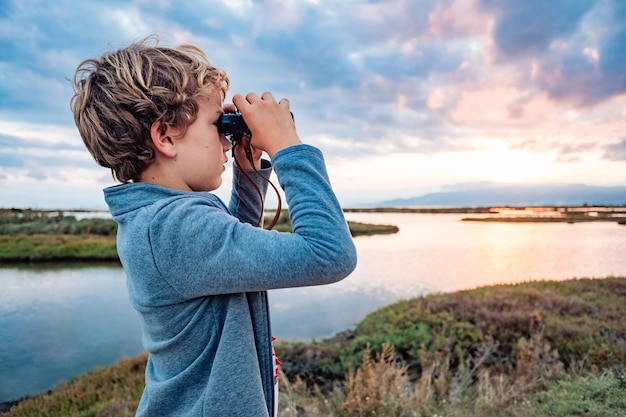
[232,134,262,170]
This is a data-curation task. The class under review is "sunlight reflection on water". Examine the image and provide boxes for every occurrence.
[271,212,626,339]
[343,212,626,294]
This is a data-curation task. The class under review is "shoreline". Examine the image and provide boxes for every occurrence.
[0,401,19,414]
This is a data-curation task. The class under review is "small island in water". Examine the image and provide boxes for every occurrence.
[461,206,626,223]
[344,205,626,223]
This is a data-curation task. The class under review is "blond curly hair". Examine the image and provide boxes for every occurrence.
[71,36,230,183]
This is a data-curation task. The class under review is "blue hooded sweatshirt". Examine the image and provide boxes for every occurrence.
[104,144,357,416]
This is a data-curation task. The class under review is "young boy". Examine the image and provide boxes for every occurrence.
[70,37,357,417]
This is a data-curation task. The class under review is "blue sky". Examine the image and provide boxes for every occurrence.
[1,0,625,208]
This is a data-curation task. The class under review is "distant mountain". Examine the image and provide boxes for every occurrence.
[374,183,626,207]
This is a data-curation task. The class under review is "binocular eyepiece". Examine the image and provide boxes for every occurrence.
[217,112,294,144]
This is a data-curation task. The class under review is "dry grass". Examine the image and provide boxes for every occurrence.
[4,354,146,417]
[277,334,621,417]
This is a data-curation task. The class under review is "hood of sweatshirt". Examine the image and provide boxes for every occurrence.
[104,182,227,220]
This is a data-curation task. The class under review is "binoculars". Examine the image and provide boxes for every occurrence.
[217,112,294,143]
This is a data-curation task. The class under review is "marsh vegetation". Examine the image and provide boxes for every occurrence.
[4,278,625,416]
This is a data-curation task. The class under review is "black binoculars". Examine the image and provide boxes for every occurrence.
[217,112,294,143]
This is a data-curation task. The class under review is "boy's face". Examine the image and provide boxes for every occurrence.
[173,93,232,192]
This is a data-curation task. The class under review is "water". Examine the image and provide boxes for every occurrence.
[0,264,143,403]
[2,212,626,402]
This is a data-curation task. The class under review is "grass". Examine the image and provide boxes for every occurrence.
[276,277,626,391]
[4,277,625,417]
[0,209,119,262]
[3,354,146,417]
[345,221,399,236]
[264,209,399,236]
[518,372,626,417]
[0,234,119,262]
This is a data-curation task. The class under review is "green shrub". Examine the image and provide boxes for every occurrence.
[277,278,626,392]
[0,209,117,236]
[0,234,118,262]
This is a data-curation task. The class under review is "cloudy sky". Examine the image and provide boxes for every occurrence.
[1,0,625,209]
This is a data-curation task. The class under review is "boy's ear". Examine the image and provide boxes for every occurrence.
[150,121,177,158]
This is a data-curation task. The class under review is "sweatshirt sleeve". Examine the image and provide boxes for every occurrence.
[228,159,272,226]
[148,144,357,300]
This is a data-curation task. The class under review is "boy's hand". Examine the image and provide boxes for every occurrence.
[232,92,301,157]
